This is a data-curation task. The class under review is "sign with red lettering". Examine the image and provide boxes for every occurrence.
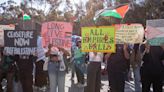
[41,22,72,49]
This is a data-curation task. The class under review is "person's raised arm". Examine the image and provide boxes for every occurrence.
[123,43,130,60]
[104,53,112,63]
[46,44,52,57]
[58,47,70,56]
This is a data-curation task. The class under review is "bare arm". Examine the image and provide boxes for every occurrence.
[104,53,112,64]
[123,44,130,60]
[45,44,52,57]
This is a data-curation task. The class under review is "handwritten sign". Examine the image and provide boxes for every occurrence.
[41,22,72,49]
[4,30,37,55]
[0,25,15,46]
[115,24,144,44]
[146,19,164,46]
[81,26,116,52]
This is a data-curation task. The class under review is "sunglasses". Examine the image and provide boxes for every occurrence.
[51,54,58,57]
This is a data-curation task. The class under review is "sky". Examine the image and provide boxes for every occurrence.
[0,0,88,15]
[0,0,88,9]
[0,0,83,4]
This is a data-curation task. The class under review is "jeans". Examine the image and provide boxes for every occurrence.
[48,62,66,92]
[132,66,141,92]
[75,64,84,84]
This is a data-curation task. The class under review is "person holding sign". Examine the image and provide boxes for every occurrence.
[47,44,70,92]
[34,36,48,91]
[14,54,37,92]
[85,52,103,92]
[129,44,143,92]
[106,44,130,92]
[140,43,164,92]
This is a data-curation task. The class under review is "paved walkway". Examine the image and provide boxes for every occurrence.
[2,71,164,92]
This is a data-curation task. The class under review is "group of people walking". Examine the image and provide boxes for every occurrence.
[0,34,164,92]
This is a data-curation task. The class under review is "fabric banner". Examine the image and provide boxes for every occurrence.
[115,24,144,44]
[41,21,72,49]
[81,26,116,53]
[4,30,37,55]
[146,19,164,46]
[0,25,15,46]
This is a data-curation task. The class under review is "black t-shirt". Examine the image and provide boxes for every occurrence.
[142,46,164,76]
[107,44,130,73]
[14,55,37,72]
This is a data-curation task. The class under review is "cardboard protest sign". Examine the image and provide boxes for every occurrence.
[81,26,116,53]
[115,24,144,44]
[0,24,15,30]
[4,30,37,55]
[41,22,72,49]
[146,19,164,46]
[0,25,15,46]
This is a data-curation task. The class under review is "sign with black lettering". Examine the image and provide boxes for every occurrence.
[4,30,37,55]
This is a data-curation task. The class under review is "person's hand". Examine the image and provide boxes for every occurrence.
[58,47,70,56]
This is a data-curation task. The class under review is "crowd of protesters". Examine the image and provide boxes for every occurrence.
[0,34,164,92]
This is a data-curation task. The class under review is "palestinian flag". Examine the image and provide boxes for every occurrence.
[100,4,129,19]
[23,14,31,20]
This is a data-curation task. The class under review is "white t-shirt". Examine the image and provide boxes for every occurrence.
[89,52,103,62]
[37,36,46,62]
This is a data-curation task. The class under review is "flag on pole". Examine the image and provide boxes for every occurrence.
[100,4,129,18]
[23,13,31,20]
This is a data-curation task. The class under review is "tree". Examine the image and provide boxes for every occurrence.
[0,0,23,24]
[80,0,104,26]
[145,0,164,19]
